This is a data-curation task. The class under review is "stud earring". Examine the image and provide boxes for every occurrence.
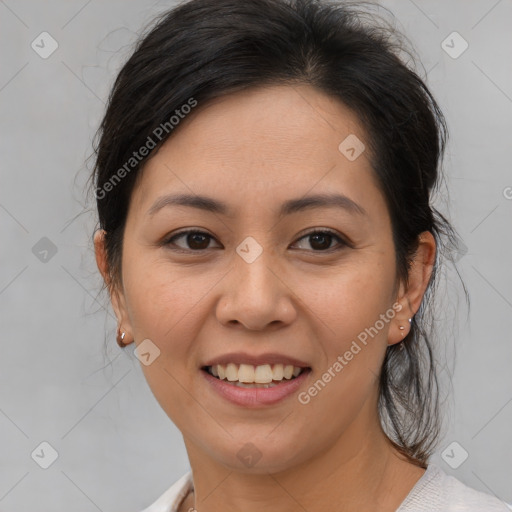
[399,317,413,336]
[116,326,129,347]
[397,318,413,351]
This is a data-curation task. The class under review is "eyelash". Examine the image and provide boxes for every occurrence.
[163,228,350,254]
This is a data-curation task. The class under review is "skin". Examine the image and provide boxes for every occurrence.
[94,84,436,512]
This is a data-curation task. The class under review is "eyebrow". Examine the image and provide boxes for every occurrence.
[147,192,367,218]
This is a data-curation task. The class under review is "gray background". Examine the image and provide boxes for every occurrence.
[1,0,511,510]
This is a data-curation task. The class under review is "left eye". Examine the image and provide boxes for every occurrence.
[164,229,347,252]
[293,230,347,251]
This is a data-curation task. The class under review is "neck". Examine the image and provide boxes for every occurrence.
[182,414,425,512]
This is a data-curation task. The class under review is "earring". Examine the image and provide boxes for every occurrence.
[398,317,412,350]
[116,326,129,347]
[399,317,413,335]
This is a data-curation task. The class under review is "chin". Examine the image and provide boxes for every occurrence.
[209,432,313,475]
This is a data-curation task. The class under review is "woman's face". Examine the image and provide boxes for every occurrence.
[96,84,425,473]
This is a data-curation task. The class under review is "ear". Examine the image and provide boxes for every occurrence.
[388,231,436,346]
[93,229,134,346]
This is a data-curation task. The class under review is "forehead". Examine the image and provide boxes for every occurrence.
[129,84,382,218]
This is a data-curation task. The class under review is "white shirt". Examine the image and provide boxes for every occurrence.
[140,462,511,512]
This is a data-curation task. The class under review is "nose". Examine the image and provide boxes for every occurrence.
[215,243,297,331]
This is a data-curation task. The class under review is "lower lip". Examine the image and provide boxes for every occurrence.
[201,368,311,407]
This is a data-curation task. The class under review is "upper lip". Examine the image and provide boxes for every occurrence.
[202,352,310,368]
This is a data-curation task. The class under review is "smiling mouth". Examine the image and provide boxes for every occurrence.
[202,363,310,388]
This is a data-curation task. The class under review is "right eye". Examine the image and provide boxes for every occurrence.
[163,230,220,252]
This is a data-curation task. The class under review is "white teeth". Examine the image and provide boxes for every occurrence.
[207,363,305,383]
[254,364,273,383]
[234,381,277,388]
[225,363,238,382]
[238,364,255,383]
[272,364,284,380]
[283,365,294,379]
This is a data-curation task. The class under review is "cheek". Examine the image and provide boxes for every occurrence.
[296,284,392,440]
[298,252,395,397]
[123,253,204,338]
[121,257,211,428]
[305,252,395,342]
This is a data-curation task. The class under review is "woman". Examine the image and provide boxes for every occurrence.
[90,0,509,510]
